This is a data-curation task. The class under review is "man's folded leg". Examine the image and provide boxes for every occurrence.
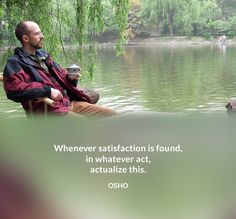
[70,101,117,118]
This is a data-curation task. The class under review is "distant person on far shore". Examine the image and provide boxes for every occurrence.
[218,35,226,45]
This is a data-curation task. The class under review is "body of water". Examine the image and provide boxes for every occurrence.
[1,44,236,219]
[1,44,236,117]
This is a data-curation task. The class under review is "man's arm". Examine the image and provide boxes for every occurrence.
[51,60,79,87]
[3,60,51,102]
[47,57,92,103]
[66,74,79,87]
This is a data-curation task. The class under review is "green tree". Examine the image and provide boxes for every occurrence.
[216,0,236,36]
[0,0,130,77]
[175,0,201,36]
[217,0,236,19]
[163,0,182,36]
[140,0,164,36]
[228,16,236,34]
[141,0,186,36]
[199,0,222,35]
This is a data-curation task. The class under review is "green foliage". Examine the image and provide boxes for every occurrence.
[140,0,158,25]
[74,0,130,78]
[228,16,236,31]
[88,0,104,33]
[112,0,130,55]
[2,0,61,56]
[0,7,4,18]
[76,0,88,45]
[1,0,236,78]
[208,20,227,35]
[217,0,236,18]
[141,0,201,36]
[175,0,201,36]
[139,0,236,37]
[200,0,222,23]
[202,32,211,40]
[0,0,130,79]
[227,30,235,39]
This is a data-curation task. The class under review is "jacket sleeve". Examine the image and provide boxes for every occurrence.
[47,57,91,103]
[67,77,78,87]
[52,60,78,87]
[3,59,51,102]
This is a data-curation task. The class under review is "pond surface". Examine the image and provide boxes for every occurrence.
[1,44,236,118]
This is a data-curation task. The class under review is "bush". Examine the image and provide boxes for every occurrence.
[202,32,212,40]
[227,30,235,39]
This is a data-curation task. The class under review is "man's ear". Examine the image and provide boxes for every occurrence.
[22,35,29,43]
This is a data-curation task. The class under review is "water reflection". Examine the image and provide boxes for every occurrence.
[1,44,236,118]
[92,45,236,113]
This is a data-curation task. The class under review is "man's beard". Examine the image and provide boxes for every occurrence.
[30,41,43,49]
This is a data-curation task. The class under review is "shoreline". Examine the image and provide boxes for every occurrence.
[98,36,236,46]
[1,36,236,52]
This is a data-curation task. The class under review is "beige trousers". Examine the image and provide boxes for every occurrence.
[68,101,117,118]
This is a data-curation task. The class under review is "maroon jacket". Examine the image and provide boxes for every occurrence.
[3,48,91,115]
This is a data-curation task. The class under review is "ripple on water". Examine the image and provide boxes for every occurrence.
[0,96,25,118]
[99,94,150,112]
[1,45,236,115]
[131,90,141,94]
[5,109,18,113]
[184,108,198,111]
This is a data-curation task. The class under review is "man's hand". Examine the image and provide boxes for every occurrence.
[50,88,63,101]
[66,69,81,80]
[67,73,80,80]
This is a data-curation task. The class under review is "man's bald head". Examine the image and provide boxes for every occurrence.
[15,21,37,43]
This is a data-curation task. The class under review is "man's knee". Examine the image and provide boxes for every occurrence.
[71,101,117,118]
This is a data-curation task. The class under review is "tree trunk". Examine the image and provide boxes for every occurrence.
[156,20,163,36]
[169,23,173,37]
[168,9,175,37]
[192,23,198,36]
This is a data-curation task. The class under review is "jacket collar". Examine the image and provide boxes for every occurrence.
[14,47,49,67]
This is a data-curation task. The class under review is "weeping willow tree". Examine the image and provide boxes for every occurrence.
[140,0,177,36]
[0,0,130,78]
[1,0,60,53]
[152,0,182,36]
[75,0,130,78]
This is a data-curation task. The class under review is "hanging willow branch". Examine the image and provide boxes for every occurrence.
[76,0,105,79]
[56,0,67,57]
[75,0,88,76]
[76,0,88,46]
[2,0,131,78]
[3,0,61,57]
[112,0,130,55]
[86,0,104,79]
[88,0,104,33]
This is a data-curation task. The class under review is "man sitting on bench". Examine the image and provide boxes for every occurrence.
[3,21,117,118]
